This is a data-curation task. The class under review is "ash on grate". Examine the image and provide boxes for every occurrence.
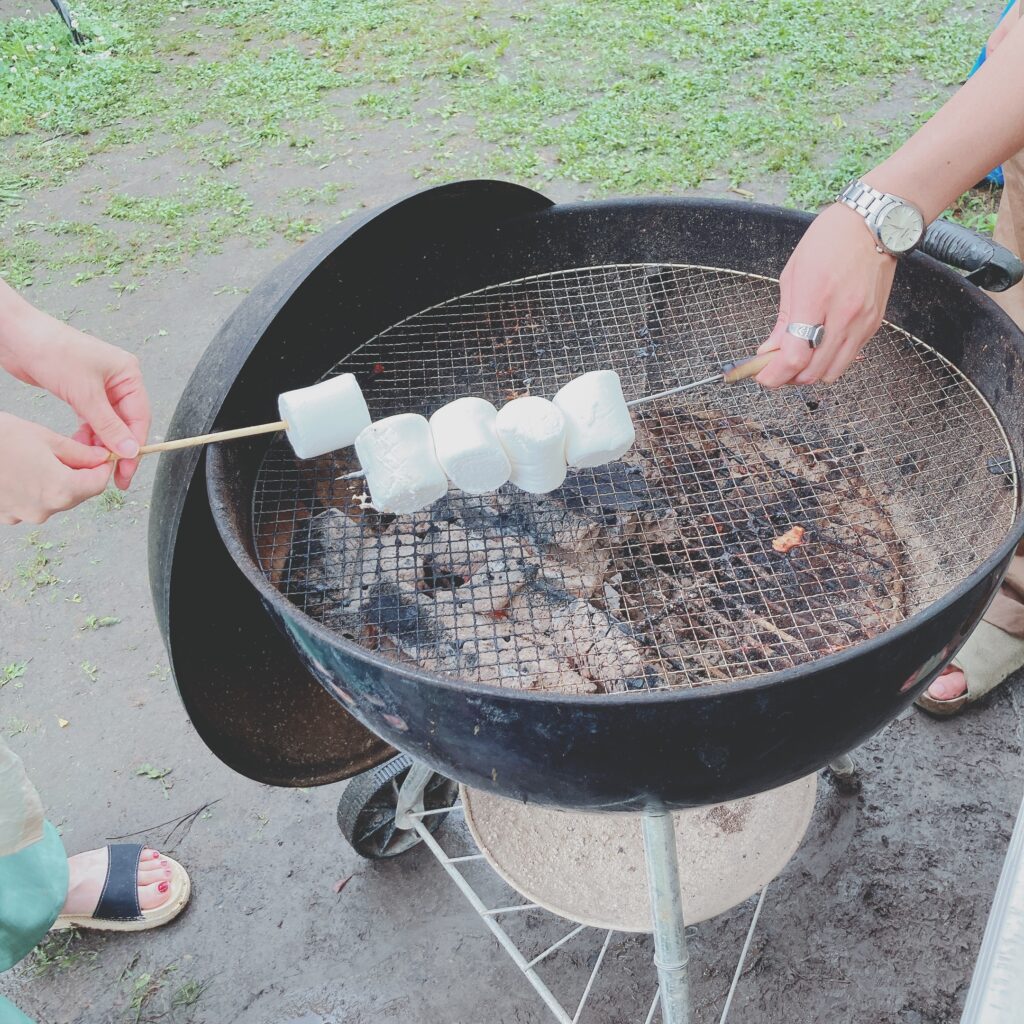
[274,405,911,694]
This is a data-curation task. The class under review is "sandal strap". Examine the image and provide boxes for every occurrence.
[94,844,143,921]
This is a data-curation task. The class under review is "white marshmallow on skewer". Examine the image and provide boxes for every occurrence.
[354,414,448,514]
[429,397,512,494]
[494,396,568,494]
[278,373,371,460]
[553,370,636,469]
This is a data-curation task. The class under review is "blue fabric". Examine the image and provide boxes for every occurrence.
[971,0,1017,186]
[0,821,68,1024]
[93,844,142,922]
[0,822,67,973]
[0,996,34,1024]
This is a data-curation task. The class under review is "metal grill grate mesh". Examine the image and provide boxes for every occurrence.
[251,264,1018,696]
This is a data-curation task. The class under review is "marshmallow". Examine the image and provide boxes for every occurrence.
[553,370,635,469]
[354,414,448,514]
[494,396,568,494]
[429,397,511,494]
[278,373,371,460]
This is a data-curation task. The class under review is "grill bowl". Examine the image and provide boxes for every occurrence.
[204,191,1024,810]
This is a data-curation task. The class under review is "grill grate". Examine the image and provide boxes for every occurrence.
[251,264,1018,696]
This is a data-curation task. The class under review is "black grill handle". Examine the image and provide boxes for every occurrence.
[918,219,1024,292]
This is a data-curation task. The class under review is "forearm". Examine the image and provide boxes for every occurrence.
[0,277,47,379]
[866,17,1024,221]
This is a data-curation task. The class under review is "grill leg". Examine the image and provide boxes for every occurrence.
[394,760,435,830]
[641,811,691,1024]
[828,752,856,777]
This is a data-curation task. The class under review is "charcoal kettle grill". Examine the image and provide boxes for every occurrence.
[151,181,1024,1022]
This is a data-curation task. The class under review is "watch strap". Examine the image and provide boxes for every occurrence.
[836,179,922,255]
[837,180,894,221]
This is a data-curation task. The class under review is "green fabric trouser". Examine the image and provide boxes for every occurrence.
[0,822,68,1024]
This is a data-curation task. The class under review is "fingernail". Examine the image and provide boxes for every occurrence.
[117,439,139,458]
[158,881,169,893]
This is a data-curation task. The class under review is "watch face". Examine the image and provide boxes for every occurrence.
[878,203,924,253]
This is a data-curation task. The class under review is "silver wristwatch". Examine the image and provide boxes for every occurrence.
[836,179,925,256]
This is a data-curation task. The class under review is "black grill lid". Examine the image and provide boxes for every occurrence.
[148,180,554,787]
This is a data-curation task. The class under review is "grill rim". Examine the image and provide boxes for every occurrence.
[209,263,1024,706]
[190,187,1024,804]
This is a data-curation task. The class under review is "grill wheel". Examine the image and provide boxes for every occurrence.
[337,754,458,860]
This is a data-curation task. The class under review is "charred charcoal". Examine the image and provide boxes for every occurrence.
[430,488,504,533]
[494,490,607,553]
[560,462,668,517]
[362,581,459,664]
[291,508,380,610]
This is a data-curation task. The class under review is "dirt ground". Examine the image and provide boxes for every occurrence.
[1,3,1023,1022]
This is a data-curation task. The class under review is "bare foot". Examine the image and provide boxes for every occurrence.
[61,847,173,918]
[924,665,967,703]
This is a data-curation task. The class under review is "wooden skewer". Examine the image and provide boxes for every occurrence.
[108,352,778,463]
[625,351,775,407]
[106,420,287,461]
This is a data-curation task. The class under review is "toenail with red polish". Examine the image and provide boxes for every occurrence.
[151,851,160,859]
[158,881,169,892]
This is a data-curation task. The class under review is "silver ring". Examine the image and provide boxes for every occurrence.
[786,322,825,349]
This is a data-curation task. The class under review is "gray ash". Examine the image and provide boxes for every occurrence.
[281,409,910,694]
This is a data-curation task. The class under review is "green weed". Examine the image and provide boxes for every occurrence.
[29,929,97,978]
[0,661,28,687]
[82,614,121,630]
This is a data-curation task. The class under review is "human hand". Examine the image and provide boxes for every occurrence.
[0,413,112,525]
[988,2,1019,57]
[756,203,897,388]
[2,309,150,490]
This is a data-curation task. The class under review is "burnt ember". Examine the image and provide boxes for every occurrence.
[274,407,911,695]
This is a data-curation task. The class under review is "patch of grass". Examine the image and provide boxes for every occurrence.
[176,47,341,146]
[16,532,61,592]
[0,174,31,213]
[282,181,347,206]
[29,929,97,978]
[355,90,413,121]
[81,660,99,681]
[0,10,166,138]
[947,186,1000,236]
[82,614,121,629]
[117,955,209,1023]
[137,762,173,798]
[0,661,28,687]
[0,0,994,291]
[0,233,41,288]
[278,216,322,243]
[98,489,127,512]
[171,978,212,1010]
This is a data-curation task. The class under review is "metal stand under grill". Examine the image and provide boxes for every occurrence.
[385,754,830,1024]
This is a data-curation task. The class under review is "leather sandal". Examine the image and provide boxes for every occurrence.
[50,843,191,933]
[916,620,1024,718]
